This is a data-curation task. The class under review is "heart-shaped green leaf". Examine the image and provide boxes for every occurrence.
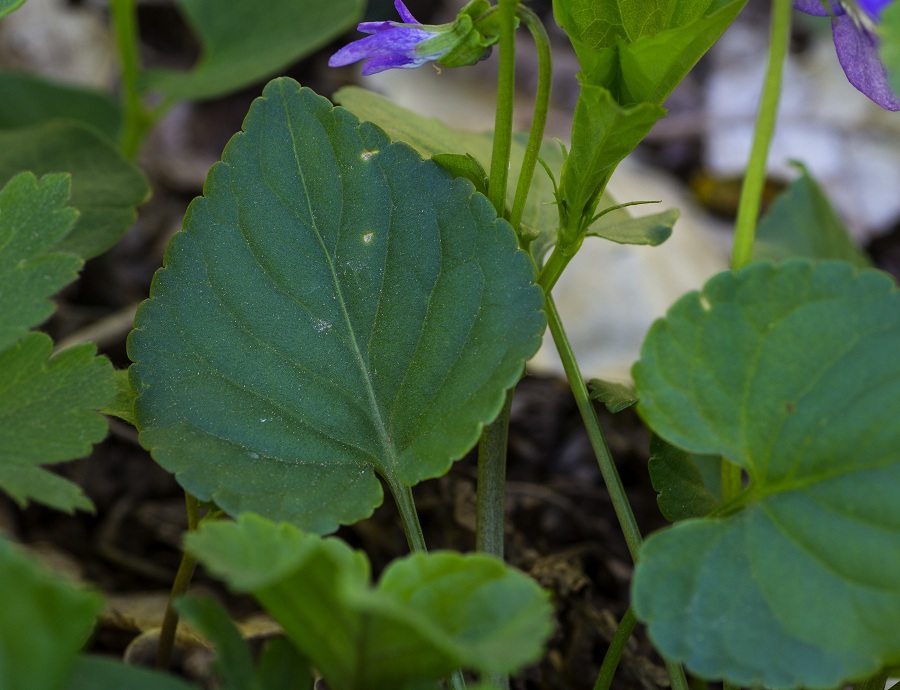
[0,71,122,140]
[0,123,149,260]
[143,0,364,101]
[755,163,870,268]
[129,78,545,533]
[0,538,103,690]
[186,514,553,690]
[632,260,900,688]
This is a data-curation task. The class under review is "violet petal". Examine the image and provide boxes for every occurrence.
[858,0,892,19]
[793,0,841,16]
[832,12,900,110]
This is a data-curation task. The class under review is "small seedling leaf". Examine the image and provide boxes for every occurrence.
[587,207,677,246]
[130,78,545,533]
[633,260,900,688]
[647,435,720,522]
[587,378,638,412]
[186,514,553,690]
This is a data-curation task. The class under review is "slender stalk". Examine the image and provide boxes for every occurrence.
[536,243,574,294]
[509,5,552,233]
[723,0,791,502]
[156,492,201,669]
[593,607,637,690]
[854,671,891,690]
[544,295,642,560]
[110,0,147,158]
[730,0,792,270]
[476,390,513,558]
[486,0,518,217]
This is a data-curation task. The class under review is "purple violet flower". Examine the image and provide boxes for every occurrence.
[794,0,900,110]
[329,0,495,76]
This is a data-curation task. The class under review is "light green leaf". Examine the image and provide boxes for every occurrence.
[130,78,545,533]
[647,435,720,522]
[588,207,677,246]
[755,163,869,267]
[882,1,900,96]
[0,172,80,351]
[0,334,113,512]
[557,0,746,107]
[553,0,680,50]
[558,84,664,241]
[632,260,900,688]
[174,596,257,690]
[334,86,563,250]
[255,637,314,690]
[0,538,103,690]
[187,514,553,690]
[0,0,26,18]
[65,655,199,690]
[587,378,637,412]
[0,72,122,141]
[143,0,364,101]
[100,369,137,426]
[0,122,149,260]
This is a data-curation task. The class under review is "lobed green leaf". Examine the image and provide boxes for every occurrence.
[633,260,900,688]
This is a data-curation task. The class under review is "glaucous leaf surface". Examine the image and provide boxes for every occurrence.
[648,435,720,522]
[0,123,149,259]
[66,656,199,690]
[632,260,900,688]
[0,172,80,351]
[754,164,869,268]
[187,514,553,690]
[555,0,746,106]
[0,0,25,18]
[882,2,900,95]
[0,539,103,690]
[130,78,545,533]
[558,84,664,237]
[334,86,563,251]
[0,72,122,140]
[143,0,364,101]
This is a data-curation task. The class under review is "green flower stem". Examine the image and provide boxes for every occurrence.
[386,475,428,554]
[110,0,150,159]
[156,492,201,669]
[730,0,791,270]
[593,606,637,690]
[854,671,891,690]
[546,296,689,690]
[544,295,642,560]
[509,4,552,232]
[486,0,518,218]
[724,0,791,502]
[537,241,575,293]
[386,477,466,690]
